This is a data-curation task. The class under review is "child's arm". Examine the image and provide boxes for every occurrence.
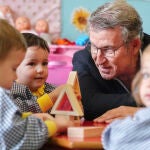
[12,82,80,113]
[37,84,66,112]
[21,112,70,137]
[1,89,48,149]
[32,113,74,136]
[37,84,81,113]
[11,82,57,113]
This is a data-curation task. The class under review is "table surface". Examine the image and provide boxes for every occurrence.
[42,121,107,150]
[49,135,103,149]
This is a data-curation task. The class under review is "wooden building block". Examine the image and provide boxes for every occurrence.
[67,71,81,100]
[68,126,105,138]
[51,84,83,117]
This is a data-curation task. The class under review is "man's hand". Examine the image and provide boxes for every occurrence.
[94,106,140,123]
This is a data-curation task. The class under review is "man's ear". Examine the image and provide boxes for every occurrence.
[131,38,141,55]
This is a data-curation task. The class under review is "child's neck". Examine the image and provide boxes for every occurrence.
[32,85,45,97]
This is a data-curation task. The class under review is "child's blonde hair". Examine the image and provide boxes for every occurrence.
[132,71,143,106]
[141,44,150,65]
[132,44,150,106]
[0,19,26,59]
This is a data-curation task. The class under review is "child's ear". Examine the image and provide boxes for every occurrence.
[131,38,141,55]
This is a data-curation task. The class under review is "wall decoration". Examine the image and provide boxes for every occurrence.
[71,7,90,32]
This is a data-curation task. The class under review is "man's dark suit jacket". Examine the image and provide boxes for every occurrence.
[73,33,150,120]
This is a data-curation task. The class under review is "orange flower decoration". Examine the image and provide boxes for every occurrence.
[72,7,90,32]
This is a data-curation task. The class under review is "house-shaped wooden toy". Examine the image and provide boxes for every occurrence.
[67,71,81,100]
[51,71,83,120]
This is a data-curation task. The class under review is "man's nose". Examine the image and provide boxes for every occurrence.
[95,50,106,64]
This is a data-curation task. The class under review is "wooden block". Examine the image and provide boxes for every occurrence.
[68,126,104,138]
[67,71,81,100]
[51,84,83,117]
[55,115,81,125]
[55,114,76,121]
[50,71,83,121]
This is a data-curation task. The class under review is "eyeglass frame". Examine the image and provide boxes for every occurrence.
[87,42,126,57]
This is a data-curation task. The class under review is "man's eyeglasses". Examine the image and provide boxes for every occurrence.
[90,43,125,57]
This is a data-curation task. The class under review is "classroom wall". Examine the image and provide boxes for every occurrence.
[61,0,150,41]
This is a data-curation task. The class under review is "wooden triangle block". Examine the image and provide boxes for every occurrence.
[51,84,83,117]
[67,71,81,100]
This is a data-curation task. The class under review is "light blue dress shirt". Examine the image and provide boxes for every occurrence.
[102,107,150,150]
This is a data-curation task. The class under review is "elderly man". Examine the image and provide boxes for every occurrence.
[73,0,150,121]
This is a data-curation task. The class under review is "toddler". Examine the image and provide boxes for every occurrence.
[102,44,150,150]
[0,19,73,149]
[11,32,65,113]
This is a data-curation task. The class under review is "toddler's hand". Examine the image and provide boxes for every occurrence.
[32,113,74,134]
[32,113,54,121]
[48,84,66,103]
[53,116,74,133]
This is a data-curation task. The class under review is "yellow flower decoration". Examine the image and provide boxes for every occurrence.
[72,7,90,32]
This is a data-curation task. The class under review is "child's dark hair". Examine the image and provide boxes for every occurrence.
[22,33,50,53]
